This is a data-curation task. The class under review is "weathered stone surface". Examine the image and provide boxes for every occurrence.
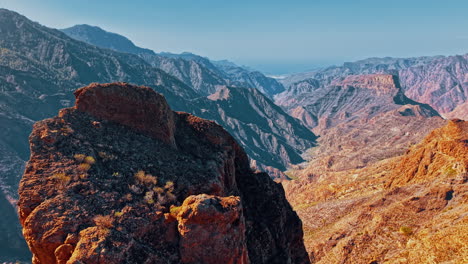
[177,194,248,264]
[74,82,176,147]
[18,83,309,264]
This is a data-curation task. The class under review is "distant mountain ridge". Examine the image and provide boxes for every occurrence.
[61,24,285,97]
[0,9,314,261]
[61,24,155,55]
[278,54,468,119]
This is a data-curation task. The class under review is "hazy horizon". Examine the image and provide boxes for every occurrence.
[1,0,467,74]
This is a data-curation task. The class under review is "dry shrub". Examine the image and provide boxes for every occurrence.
[134,170,158,185]
[53,173,71,185]
[94,215,114,229]
[74,154,86,163]
[77,163,91,172]
[84,156,96,164]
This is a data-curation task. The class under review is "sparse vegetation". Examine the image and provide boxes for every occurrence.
[444,166,457,177]
[114,211,123,217]
[170,205,181,216]
[399,226,413,236]
[93,215,114,229]
[144,191,155,204]
[77,163,91,172]
[153,187,164,194]
[74,154,86,162]
[53,173,71,185]
[134,170,158,185]
[84,156,96,164]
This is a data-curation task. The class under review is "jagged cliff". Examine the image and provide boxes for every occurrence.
[283,119,468,263]
[18,83,309,264]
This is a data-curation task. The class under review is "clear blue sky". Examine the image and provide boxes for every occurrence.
[1,0,467,74]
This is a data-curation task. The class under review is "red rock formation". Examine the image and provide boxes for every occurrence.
[18,83,309,264]
[176,194,248,264]
[74,83,177,147]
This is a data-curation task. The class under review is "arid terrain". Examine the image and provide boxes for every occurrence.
[0,6,467,264]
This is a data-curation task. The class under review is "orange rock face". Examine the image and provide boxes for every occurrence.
[177,194,248,264]
[284,120,468,263]
[18,83,309,264]
[74,82,177,147]
[388,119,468,187]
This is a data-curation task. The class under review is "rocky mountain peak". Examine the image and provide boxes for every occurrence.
[74,82,176,147]
[332,74,401,93]
[18,82,310,264]
[207,86,231,101]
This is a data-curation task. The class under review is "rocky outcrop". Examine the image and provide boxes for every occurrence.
[74,83,177,147]
[283,120,468,263]
[18,83,309,264]
[176,195,248,264]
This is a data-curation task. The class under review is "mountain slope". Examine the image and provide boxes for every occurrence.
[279,55,468,118]
[61,24,285,97]
[283,119,467,263]
[59,22,314,173]
[190,87,317,173]
[61,24,155,55]
[279,74,445,172]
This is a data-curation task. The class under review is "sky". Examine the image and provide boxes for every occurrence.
[1,0,467,74]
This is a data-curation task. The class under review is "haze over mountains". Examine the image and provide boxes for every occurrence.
[0,7,467,263]
[278,55,468,119]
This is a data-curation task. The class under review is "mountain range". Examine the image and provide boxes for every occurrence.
[0,7,467,263]
[0,8,313,261]
[277,55,468,119]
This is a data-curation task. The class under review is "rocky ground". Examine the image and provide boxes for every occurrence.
[283,120,467,263]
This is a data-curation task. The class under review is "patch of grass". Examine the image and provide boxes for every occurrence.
[444,166,457,177]
[84,156,96,165]
[114,211,123,217]
[399,226,413,236]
